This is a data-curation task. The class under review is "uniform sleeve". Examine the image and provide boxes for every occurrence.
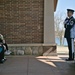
[70,19,75,28]
[64,18,69,28]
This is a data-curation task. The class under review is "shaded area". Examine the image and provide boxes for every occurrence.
[0,56,75,75]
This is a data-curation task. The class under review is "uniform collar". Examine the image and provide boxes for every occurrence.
[67,16,73,19]
[67,16,73,20]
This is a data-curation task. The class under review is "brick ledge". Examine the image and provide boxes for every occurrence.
[8,44,56,46]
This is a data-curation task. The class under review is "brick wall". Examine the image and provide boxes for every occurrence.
[0,0,44,44]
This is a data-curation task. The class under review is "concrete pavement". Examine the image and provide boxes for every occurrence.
[57,46,68,55]
[0,55,75,75]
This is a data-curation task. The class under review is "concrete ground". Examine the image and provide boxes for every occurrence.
[0,46,75,75]
[57,46,68,55]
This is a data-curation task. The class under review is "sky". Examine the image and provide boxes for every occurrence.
[55,0,75,17]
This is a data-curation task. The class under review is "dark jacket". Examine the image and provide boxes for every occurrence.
[64,16,75,38]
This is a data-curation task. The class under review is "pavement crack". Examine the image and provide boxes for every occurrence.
[27,56,29,75]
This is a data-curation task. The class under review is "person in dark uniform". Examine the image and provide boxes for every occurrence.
[64,9,75,61]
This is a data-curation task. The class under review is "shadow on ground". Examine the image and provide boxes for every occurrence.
[0,55,75,75]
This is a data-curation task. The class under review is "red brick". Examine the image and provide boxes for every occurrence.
[0,0,44,44]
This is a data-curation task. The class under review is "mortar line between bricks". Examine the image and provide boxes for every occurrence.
[27,56,29,75]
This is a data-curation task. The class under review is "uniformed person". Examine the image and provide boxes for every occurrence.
[64,9,75,61]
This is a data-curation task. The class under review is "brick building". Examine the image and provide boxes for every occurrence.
[0,0,58,55]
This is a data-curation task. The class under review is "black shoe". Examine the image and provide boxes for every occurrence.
[2,58,7,62]
[65,58,74,61]
[0,58,7,64]
[0,60,3,64]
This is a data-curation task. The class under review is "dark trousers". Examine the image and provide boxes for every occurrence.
[3,43,8,51]
[0,47,4,61]
[66,37,74,59]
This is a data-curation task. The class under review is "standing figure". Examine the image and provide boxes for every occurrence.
[64,9,75,61]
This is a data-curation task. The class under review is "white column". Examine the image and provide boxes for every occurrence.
[44,0,55,44]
